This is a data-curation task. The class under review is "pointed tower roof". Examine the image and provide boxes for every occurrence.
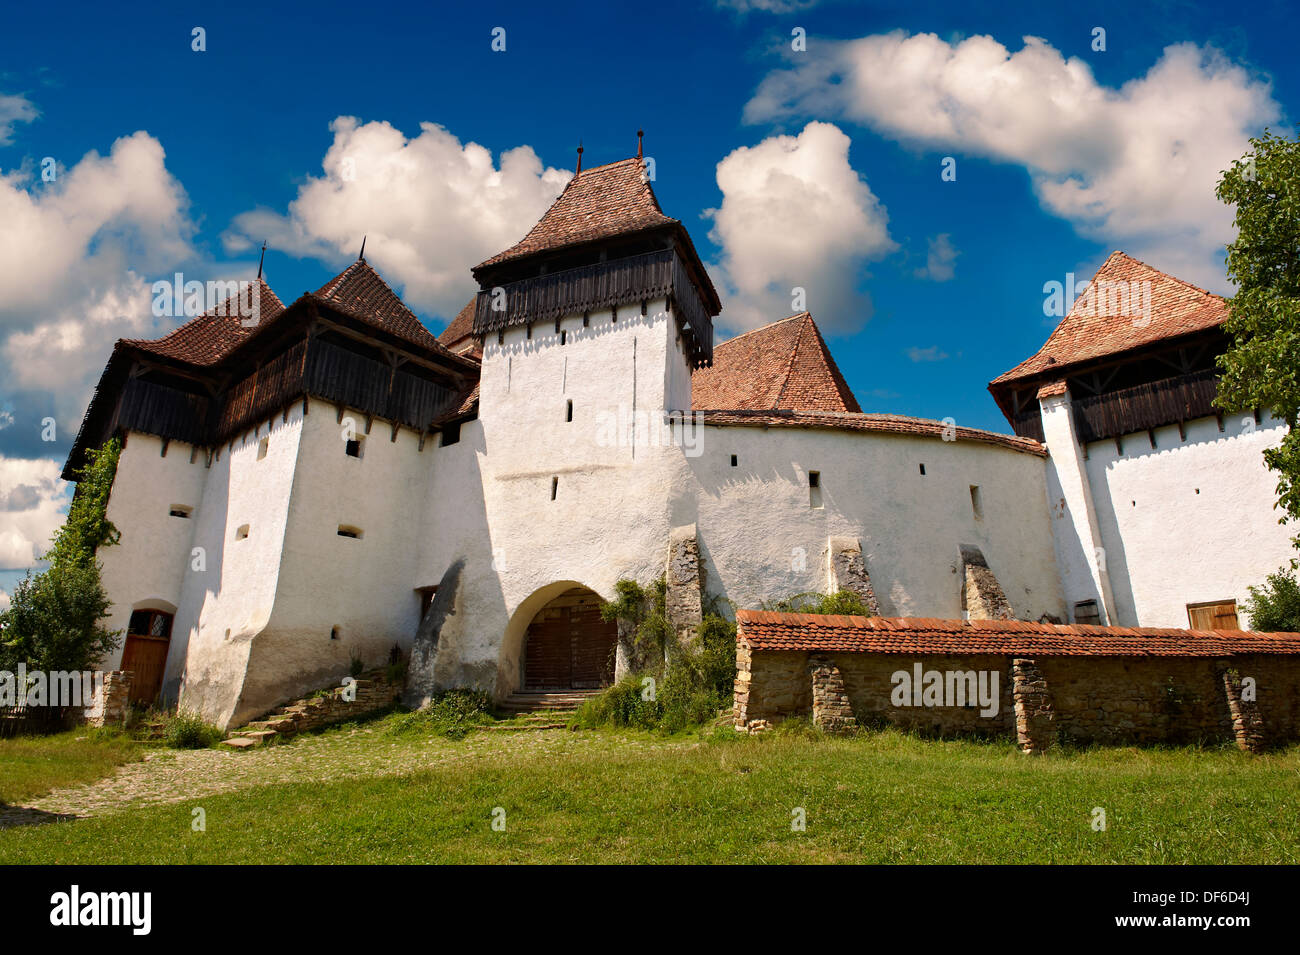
[123,276,286,365]
[991,251,1228,388]
[692,313,860,413]
[475,158,677,270]
[437,297,480,357]
[313,259,445,353]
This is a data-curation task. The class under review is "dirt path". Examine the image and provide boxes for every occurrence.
[1,727,682,828]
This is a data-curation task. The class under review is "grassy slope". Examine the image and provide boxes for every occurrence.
[0,729,143,806]
[1,727,1296,864]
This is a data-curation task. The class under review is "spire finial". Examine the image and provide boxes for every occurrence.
[637,129,644,160]
[576,140,584,176]
[358,235,367,262]
[257,240,267,279]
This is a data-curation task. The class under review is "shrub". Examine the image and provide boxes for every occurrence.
[164,709,224,749]
[386,688,492,740]
[349,651,365,678]
[0,439,123,674]
[1243,567,1300,632]
[574,606,738,734]
[760,589,873,616]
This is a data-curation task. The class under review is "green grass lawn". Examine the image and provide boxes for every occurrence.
[0,729,143,806]
[1,722,1297,864]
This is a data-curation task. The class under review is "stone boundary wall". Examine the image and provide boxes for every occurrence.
[735,625,1300,752]
[83,671,133,728]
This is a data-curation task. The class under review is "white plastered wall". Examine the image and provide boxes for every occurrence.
[1082,412,1293,628]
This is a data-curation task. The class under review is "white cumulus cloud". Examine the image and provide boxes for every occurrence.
[0,131,195,441]
[745,33,1280,289]
[705,121,896,334]
[0,92,38,146]
[0,456,68,571]
[223,117,573,319]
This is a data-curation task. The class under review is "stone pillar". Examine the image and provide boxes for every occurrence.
[960,544,1014,621]
[733,638,753,729]
[666,523,704,644]
[827,537,880,614]
[85,670,133,727]
[1011,658,1054,753]
[808,653,858,734]
[1218,662,1266,752]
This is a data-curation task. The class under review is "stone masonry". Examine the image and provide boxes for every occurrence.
[1218,662,1266,753]
[960,544,1014,620]
[1011,658,1055,754]
[83,670,133,728]
[828,537,880,614]
[808,653,858,734]
[666,523,705,643]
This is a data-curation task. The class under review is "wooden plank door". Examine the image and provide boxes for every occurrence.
[1187,601,1240,630]
[120,635,170,705]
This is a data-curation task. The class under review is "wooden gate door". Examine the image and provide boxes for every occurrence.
[523,589,617,690]
[120,610,174,705]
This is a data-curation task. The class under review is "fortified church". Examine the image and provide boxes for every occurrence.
[66,149,1295,729]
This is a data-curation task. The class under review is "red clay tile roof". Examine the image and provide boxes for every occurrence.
[1035,379,1068,399]
[438,297,480,356]
[992,251,1228,387]
[696,409,1045,455]
[123,277,285,365]
[314,259,446,353]
[736,610,1300,657]
[476,158,675,269]
[692,313,860,413]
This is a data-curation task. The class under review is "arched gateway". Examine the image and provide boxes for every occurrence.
[521,587,617,691]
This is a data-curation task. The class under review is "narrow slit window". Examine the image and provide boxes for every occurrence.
[257,436,269,460]
[566,399,573,423]
[730,454,738,467]
[551,476,558,501]
[560,330,567,345]
[970,485,983,520]
[919,463,926,475]
[809,471,822,509]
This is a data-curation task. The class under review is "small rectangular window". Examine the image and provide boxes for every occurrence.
[919,463,926,475]
[809,471,820,488]
[730,454,738,467]
[257,435,269,459]
[169,505,193,519]
[970,485,983,520]
[1074,600,1101,625]
[566,399,573,423]
[345,437,363,458]
[441,422,461,446]
[235,524,250,541]
[808,471,822,508]
[551,476,558,501]
[561,330,567,345]
[337,525,363,539]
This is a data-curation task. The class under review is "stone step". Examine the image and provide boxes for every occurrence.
[479,723,570,732]
[245,718,297,732]
[232,729,279,743]
[221,737,259,749]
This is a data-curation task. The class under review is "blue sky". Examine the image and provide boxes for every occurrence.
[0,0,1296,597]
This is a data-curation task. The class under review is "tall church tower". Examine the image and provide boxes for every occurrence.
[444,145,721,697]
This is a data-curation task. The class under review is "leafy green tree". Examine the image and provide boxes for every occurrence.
[1215,128,1300,547]
[0,439,123,672]
[1242,567,1300,632]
